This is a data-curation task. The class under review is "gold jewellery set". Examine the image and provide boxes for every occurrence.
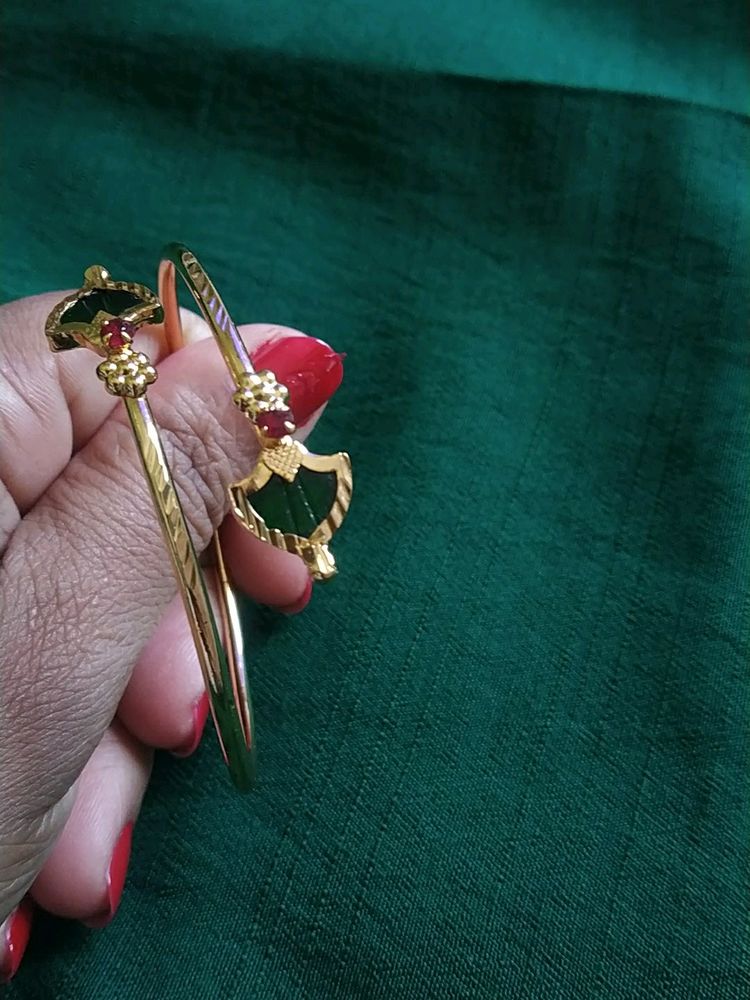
[45,246,352,790]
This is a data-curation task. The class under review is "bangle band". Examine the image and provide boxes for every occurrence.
[157,244,353,581]
[45,266,256,791]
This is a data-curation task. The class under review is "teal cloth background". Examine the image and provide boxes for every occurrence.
[2,1,748,997]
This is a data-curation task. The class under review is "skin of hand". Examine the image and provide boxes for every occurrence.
[0,291,344,979]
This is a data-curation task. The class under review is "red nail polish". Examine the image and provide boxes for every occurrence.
[0,898,33,983]
[252,336,344,426]
[84,822,133,929]
[172,692,210,758]
[275,576,313,616]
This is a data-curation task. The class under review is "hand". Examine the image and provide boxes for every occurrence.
[0,290,343,980]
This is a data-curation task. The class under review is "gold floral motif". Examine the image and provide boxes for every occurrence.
[232,369,290,418]
[96,346,157,398]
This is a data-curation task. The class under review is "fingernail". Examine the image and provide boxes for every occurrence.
[252,336,344,426]
[84,822,133,929]
[0,899,33,983]
[172,692,210,758]
[275,575,313,616]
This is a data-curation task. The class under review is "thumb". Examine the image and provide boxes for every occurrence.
[0,326,339,904]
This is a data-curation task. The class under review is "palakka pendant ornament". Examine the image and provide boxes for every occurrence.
[159,244,353,583]
[228,367,352,580]
[231,435,352,581]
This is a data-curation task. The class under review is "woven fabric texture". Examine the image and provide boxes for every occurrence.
[2,1,748,997]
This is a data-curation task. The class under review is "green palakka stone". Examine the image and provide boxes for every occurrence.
[61,288,146,327]
[250,468,338,537]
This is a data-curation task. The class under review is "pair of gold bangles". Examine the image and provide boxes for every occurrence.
[45,245,352,791]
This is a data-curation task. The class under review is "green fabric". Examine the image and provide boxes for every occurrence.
[2,1,748,997]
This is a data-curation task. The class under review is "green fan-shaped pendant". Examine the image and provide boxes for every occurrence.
[249,468,338,537]
[229,441,352,580]
[45,266,163,353]
[60,289,146,328]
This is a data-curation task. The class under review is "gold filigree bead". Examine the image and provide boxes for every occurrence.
[96,346,157,398]
[232,369,290,419]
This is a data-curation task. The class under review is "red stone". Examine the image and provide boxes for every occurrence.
[258,409,296,438]
[101,318,135,349]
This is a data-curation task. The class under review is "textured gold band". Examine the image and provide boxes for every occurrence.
[157,251,260,785]
[124,395,255,790]
[45,268,256,791]
[158,247,254,382]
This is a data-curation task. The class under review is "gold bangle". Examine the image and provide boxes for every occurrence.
[158,244,353,581]
[45,266,256,791]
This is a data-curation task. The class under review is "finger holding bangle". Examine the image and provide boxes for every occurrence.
[45,265,256,791]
